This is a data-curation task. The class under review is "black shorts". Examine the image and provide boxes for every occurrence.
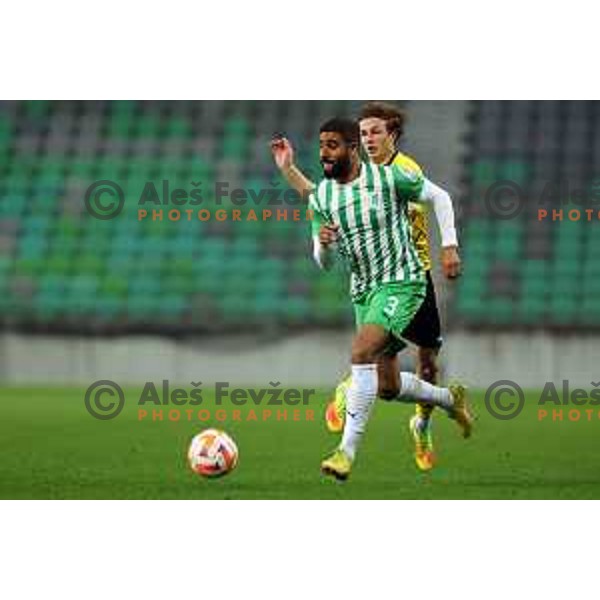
[384,271,443,355]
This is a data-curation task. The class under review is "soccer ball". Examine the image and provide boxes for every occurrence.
[187,428,239,477]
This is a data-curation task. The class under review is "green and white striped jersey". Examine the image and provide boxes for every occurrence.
[309,161,425,300]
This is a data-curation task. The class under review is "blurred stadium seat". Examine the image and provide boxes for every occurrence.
[0,100,356,333]
[453,100,600,328]
[1,100,599,334]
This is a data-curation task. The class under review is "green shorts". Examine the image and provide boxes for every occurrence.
[353,280,427,345]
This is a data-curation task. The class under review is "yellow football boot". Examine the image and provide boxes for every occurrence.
[320,448,352,481]
[448,383,473,439]
[409,415,435,471]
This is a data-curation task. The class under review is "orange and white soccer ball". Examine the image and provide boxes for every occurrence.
[188,429,239,477]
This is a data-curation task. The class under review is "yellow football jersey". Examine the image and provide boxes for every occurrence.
[391,152,432,272]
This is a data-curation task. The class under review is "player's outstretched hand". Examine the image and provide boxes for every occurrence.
[319,223,339,247]
[270,136,295,171]
[441,246,461,279]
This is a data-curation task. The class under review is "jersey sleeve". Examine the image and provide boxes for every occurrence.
[390,159,424,204]
[308,189,323,237]
[307,188,336,270]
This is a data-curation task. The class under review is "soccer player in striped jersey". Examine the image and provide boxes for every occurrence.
[271,102,461,472]
[298,117,471,480]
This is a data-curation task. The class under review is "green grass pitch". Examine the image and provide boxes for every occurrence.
[1,386,599,499]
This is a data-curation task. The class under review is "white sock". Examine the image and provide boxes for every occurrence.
[340,364,378,461]
[398,372,453,411]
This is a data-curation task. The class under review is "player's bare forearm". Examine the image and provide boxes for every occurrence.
[270,136,315,202]
[280,164,315,202]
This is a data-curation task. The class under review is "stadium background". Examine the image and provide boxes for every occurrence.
[1,100,600,499]
[1,100,598,387]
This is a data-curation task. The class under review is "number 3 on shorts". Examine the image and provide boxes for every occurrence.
[383,296,400,318]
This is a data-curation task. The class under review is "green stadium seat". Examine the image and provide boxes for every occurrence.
[127,296,163,318]
[283,297,311,320]
[16,258,46,276]
[0,194,27,217]
[101,275,128,297]
[35,293,64,319]
[129,276,161,295]
[133,117,162,139]
[521,276,548,298]
[19,235,47,257]
[165,118,191,138]
[69,275,98,295]
[517,296,545,323]
[550,296,578,323]
[76,255,106,276]
[486,299,514,324]
[0,257,11,274]
[471,160,500,186]
[95,297,123,320]
[23,101,51,118]
[157,296,187,316]
[455,295,488,320]
[221,295,252,320]
[224,117,251,135]
[251,295,281,317]
[0,119,14,145]
[493,222,523,261]
[458,277,487,299]
[113,100,137,115]
[499,160,529,184]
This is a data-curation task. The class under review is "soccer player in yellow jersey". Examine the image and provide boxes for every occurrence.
[271,102,462,472]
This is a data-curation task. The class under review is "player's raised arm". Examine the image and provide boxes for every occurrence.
[417,179,461,279]
[270,136,315,202]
